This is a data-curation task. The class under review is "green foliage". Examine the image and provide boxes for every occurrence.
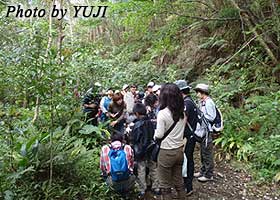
[210,43,280,181]
[0,103,117,199]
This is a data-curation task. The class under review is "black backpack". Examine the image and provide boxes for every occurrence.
[132,119,154,160]
[211,107,223,132]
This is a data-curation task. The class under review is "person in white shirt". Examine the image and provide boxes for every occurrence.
[146,81,155,95]
[154,83,186,200]
[194,83,216,182]
[124,85,137,114]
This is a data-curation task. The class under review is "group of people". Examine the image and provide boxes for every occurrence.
[82,80,220,199]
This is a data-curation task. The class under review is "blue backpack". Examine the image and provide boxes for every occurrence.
[109,145,129,182]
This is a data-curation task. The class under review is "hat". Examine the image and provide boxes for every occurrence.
[152,85,161,92]
[147,81,155,88]
[122,84,129,90]
[94,82,101,87]
[194,83,210,94]
[130,84,137,88]
[175,80,191,91]
[138,91,145,99]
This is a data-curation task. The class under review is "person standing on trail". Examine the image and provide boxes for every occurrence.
[100,89,113,123]
[108,93,127,134]
[146,81,155,96]
[82,83,101,126]
[131,103,160,198]
[152,84,161,97]
[121,84,129,96]
[175,80,199,196]
[124,84,137,114]
[144,93,159,129]
[193,83,216,182]
[154,83,186,200]
[100,133,135,194]
[135,91,145,104]
[124,84,137,123]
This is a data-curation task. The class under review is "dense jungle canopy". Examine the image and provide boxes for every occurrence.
[0,0,279,199]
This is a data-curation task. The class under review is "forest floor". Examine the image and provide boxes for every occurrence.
[141,146,280,200]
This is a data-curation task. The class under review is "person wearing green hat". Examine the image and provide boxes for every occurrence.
[175,80,199,196]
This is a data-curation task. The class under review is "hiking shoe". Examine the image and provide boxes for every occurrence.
[185,190,193,196]
[197,176,214,182]
[137,191,145,199]
[152,188,161,195]
[193,172,203,178]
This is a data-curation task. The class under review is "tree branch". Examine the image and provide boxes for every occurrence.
[229,0,278,65]
[220,35,258,67]
[183,0,217,12]
[169,11,239,21]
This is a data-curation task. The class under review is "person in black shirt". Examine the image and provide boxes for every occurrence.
[82,86,101,126]
[144,93,159,129]
[175,80,199,196]
[131,103,159,198]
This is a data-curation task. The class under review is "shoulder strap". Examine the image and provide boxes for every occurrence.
[185,98,203,116]
[185,98,201,134]
[121,143,126,150]
[109,143,125,150]
[158,120,178,143]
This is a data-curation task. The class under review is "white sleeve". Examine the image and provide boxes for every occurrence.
[204,100,216,122]
[154,111,165,139]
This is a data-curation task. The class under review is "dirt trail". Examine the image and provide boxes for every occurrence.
[142,146,279,200]
[191,159,279,199]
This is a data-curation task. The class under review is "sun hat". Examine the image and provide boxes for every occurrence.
[174,80,191,91]
[122,84,129,90]
[194,83,210,94]
[152,85,161,92]
[147,81,155,88]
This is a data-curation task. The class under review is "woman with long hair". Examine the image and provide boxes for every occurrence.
[154,83,186,200]
[108,93,127,134]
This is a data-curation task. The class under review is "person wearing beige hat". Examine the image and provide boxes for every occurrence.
[193,83,216,182]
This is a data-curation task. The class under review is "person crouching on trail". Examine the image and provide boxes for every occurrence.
[108,93,127,134]
[131,103,160,198]
[100,133,135,194]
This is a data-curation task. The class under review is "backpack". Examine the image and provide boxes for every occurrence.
[109,145,129,182]
[211,107,223,132]
[186,99,223,143]
[132,119,154,160]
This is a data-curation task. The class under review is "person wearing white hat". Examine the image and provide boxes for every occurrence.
[122,84,129,91]
[152,85,161,96]
[193,83,216,182]
[146,81,155,95]
[121,84,129,96]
